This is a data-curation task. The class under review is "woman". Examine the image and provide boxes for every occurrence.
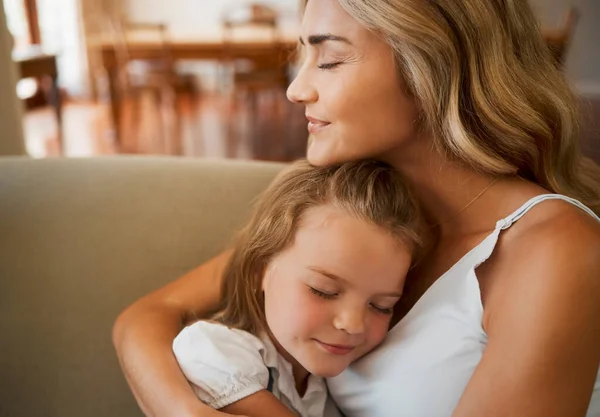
[113,0,600,416]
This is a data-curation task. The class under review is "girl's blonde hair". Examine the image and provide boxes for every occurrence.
[212,159,423,335]
[307,0,600,214]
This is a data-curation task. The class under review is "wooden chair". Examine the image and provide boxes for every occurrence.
[109,18,197,153]
[544,7,579,67]
[221,4,289,142]
[222,4,289,91]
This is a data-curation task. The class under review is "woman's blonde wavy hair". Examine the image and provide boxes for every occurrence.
[303,0,600,214]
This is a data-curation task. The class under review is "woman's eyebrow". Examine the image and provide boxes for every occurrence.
[299,33,353,46]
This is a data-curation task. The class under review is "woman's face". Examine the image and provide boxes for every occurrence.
[287,0,419,166]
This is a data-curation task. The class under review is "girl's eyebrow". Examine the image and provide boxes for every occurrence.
[308,266,347,283]
[299,33,353,46]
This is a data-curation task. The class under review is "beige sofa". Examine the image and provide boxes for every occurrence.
[0,156,285,417]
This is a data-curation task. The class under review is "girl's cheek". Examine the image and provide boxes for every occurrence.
[300,296,330,322]
[368,315,393,344]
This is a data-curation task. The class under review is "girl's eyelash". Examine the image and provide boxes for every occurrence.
[317,62,342,70]
[308,285,394,314]
[309,286,338,300]
[370,304,394,315]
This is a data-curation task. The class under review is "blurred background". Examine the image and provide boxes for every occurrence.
[0,0,598,163]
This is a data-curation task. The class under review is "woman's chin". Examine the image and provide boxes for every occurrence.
[306,153,332,167]
[306,135,349,167]
[306,140,330,166]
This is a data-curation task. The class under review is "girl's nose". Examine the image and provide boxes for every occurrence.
[333,306,366,336]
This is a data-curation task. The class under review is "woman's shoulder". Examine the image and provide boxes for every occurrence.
[504,196,600,259]
[457,193,600,417]
[481,195,600,329]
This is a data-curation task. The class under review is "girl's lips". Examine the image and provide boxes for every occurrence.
[314,339,355,355]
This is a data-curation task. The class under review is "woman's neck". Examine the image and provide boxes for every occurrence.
[382,135,500,235]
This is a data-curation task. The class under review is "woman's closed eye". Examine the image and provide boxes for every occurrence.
[317,61,342,70]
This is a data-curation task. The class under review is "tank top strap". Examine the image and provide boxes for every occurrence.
[496,194,600,231]
[468,194,599,269]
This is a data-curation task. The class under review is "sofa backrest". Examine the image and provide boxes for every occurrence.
[0,156,284,417]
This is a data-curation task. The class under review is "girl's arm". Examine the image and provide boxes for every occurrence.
[221,391,299,417]
[112,250,233,417]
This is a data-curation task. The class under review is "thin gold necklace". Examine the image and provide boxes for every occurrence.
[431,177,500,229]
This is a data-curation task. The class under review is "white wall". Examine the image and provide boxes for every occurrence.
[0,0,26,155]
[529,0,600,97]
[38,0,89,97]
[125,0,300,35]
[124,0,300,91]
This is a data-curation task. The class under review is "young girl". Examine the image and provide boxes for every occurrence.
[172,159,423,417]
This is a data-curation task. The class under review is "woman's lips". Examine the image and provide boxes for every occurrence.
[307,116,331,134]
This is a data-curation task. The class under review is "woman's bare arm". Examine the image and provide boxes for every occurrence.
[112,250,233,417]
[454,213,600,417]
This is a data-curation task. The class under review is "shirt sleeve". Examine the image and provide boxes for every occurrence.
[172,320,271,409]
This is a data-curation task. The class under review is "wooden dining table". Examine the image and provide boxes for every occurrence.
[96,26,564,146]
[96,27,298,145]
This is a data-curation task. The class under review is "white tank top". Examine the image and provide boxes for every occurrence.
[327,194,600,417]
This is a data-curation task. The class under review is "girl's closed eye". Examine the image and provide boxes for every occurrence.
[308,284,396,315]
[308,286,338,300]
[370,303,394,315]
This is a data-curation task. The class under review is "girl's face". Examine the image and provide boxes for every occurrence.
[287,0,419,167]
[262,204,412,378]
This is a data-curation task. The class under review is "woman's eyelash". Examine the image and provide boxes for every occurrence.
[317,62,342,70]
[371,304,394,315]
[309,286,337,300]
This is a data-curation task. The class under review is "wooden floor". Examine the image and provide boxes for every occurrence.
[23,90,600,165]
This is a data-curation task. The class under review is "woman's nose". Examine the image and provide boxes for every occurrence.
[286,65,318,104]
[333,306,367,336]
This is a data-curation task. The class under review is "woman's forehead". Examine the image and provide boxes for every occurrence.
[301,0,377,48]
